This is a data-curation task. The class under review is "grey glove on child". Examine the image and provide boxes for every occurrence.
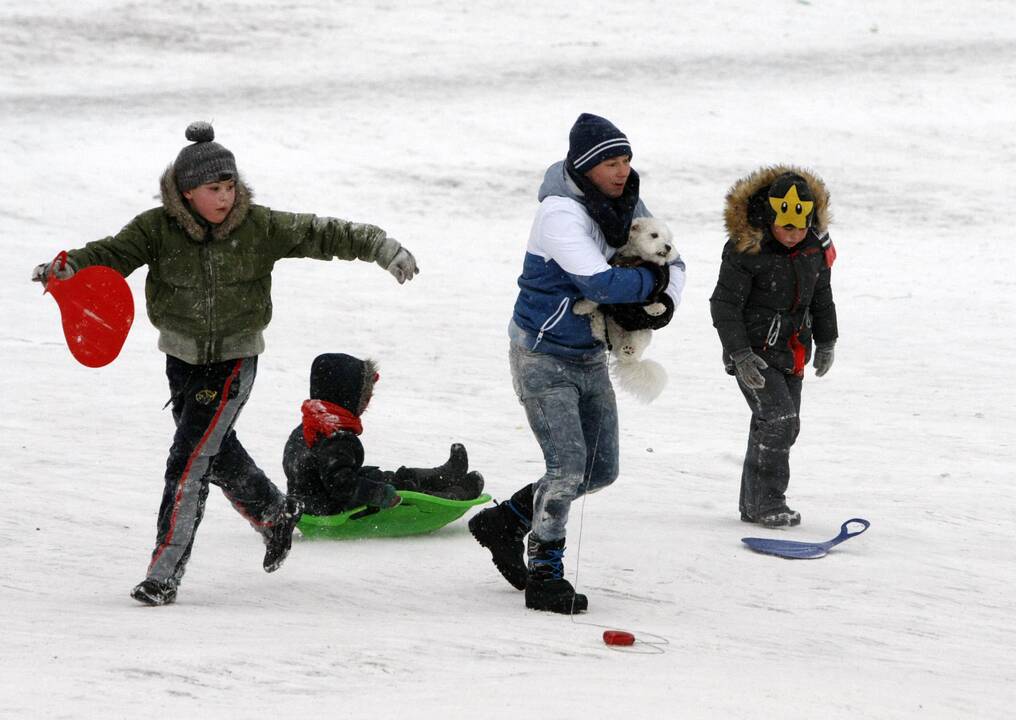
[376,237,419,284]
[813,342,835,377]
[31,259,76,284]
[730,348,768,389]
[387,247,419,284]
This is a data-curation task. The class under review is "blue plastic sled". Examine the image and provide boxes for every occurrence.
[742,518,870,559]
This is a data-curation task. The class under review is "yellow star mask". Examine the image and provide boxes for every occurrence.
[769,184,814,229]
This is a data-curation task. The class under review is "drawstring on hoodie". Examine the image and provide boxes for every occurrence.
[532,297,571,350]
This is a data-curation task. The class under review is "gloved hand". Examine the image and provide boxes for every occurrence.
[730,348,767,389]
[813,342,835,377]
[605,293,674,331]
[354,471,402,509]
[644,263,670,301]
[386,245,419,284]
[31,258,76,284]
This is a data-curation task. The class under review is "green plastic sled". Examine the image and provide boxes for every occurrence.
[297,491,492,540]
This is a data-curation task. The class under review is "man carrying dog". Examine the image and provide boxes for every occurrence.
[469,113,686,613]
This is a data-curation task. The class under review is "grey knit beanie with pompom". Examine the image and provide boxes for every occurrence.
[173,121,237,192]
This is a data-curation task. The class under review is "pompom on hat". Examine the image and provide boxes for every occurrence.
[173,121,237,192]
[566,113,632,173]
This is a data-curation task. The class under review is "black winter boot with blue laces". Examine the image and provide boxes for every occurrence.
[469,484,533,590]
[524,536,588,614]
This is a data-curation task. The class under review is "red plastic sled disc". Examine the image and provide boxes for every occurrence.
[44,252,134,368]
[603,630,636,647]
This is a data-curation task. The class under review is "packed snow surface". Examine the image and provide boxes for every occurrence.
[2,1,1013,717]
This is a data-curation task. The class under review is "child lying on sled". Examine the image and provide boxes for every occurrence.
[283,353,484,516]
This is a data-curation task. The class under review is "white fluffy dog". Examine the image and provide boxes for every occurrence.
[574,217,678,403]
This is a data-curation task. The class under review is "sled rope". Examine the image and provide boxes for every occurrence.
[567,407,670,654]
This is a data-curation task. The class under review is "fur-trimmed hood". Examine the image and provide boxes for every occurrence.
[723,165,831,254]
[309,353,380,417]
[159,165,253,242]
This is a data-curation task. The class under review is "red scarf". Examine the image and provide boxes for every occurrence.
[301,399,363,448]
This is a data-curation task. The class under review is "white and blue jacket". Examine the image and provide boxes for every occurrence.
[510,161,687,358]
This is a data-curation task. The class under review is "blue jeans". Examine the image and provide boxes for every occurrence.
[509,341,619,542]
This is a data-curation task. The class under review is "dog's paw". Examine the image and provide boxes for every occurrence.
[618,343,638,358]
[573,299,597,315]
[643,302,666,317]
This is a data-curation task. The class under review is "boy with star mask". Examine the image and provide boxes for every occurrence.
[709,167,838,527]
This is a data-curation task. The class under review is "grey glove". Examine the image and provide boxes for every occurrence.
[813,342,835,377]
[730,348,767,389]
[31,258,76,284]
[386,246,419,284]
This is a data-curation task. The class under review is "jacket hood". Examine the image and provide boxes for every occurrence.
[159,165,253,242]
[724,165,831,254]
[537,159,650,218]
[309,353,380,417]
[537,160,584,203]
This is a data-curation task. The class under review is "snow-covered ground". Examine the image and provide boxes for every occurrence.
[2,1,1014,717]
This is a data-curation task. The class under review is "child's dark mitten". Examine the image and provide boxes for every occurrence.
[353,469,401,509]
[730,348,768,389]
[813,342,835,377]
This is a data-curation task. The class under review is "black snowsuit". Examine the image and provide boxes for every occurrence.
[283,426,410,516]
[709,166,838,519]
[283,353,482,517]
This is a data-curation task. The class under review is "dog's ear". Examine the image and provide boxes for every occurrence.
[630,220,641,234]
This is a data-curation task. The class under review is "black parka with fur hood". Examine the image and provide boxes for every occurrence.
[709,166,838,375]
[66,169,402,365]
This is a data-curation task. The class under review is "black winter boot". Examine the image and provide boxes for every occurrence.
[741,504,801,528]
[436,470,485,501]
[395,443,470,494]
[468,484,533,590]
[525,536,587,614]
[130,578,178,606]
[263,497,304,573]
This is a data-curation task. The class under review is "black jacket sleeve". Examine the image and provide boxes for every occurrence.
[809,258,838,345]
[317,434,397,510]
[709,247,754,354]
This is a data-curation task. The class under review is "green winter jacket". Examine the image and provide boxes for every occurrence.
[67,169,402,365]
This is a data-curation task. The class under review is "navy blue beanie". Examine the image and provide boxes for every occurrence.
[567,113,633,173]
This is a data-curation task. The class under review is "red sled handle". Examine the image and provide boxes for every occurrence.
[42,250,70,293]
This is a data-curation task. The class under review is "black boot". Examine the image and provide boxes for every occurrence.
[437,470,485,501]
[130,578,178,606]
[525,536,588,614]
[468,484,533,590]
[742,504,801,527]
[395,443,469,494]
[263,497,304,573]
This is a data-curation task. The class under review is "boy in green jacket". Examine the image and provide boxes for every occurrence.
[31,122,419,606]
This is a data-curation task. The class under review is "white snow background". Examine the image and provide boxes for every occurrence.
[2,1,1014,717]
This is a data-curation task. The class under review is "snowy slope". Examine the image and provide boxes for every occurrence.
[1,1,1014,717]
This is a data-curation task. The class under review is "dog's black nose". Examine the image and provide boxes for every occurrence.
[664,244,672,253]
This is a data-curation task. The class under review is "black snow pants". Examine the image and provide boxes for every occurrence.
[146,355,286,584]
[736,366,803,518]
